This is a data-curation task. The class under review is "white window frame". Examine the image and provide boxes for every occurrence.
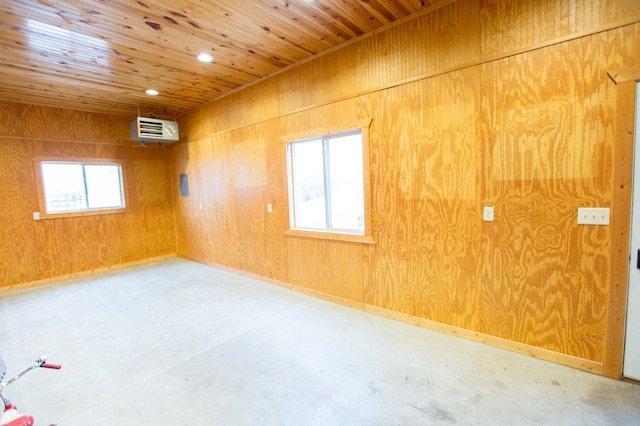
[284,119,374,245]
[34,157,130,219]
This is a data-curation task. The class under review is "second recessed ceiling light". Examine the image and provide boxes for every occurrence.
[197,53,214,63]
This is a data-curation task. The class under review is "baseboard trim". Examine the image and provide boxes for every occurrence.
[180,255,365,310]
[363,305,604,375]
[0,254,177,294]
[180,255,604,376]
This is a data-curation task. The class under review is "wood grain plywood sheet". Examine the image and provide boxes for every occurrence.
[231,131,268,276]
[356,0,481,94]
[362,70,483,328]
[477,35,615,361]
[170,0,640,372]
[480,180,609,361]
[285,236,365,303]
[483,38,615,186]
[0,104,176,289]
[479,0,640,57]
[0,102,136,145]
[0,139,38,285]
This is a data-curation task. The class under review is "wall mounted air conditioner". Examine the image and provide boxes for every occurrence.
[131,117,179,146]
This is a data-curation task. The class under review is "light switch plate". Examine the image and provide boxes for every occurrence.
[578,208,610,225]
[483,206,494,222]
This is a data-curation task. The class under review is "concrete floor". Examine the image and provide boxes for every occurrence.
[1,259,639,425]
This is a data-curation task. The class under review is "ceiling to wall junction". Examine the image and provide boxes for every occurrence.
[0,0,449,119]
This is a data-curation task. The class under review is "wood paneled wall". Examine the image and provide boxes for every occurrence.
[172,0,640,374]
[0,102,176,290]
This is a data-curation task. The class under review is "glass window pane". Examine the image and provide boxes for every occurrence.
[327,133,364,232]
[41,163,87,212]
[85,164,124,209]
[291,139,326,229]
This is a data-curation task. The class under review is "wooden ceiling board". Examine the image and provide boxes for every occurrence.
[0,0,448,117]
[4,2,277,74]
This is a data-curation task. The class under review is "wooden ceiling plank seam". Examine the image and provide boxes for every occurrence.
[0,91,196,118]
[0,17,252,77]
[343,0,400,25]
[0,0,449,117]
[250,0,347,47]
[2,0,380,78]
[0,68,239,103]
[2,1,310,69]
[0,91,197,113]
[142,0,339,53]
[312,0,384,36]
[65,0,321,63]
[189,0,327,56]
[0,97,175,118]
[0,64,234,102]
[0,12,275,82]
[267,0,362,40]
[0,55,257,99]
[0,42,255,89]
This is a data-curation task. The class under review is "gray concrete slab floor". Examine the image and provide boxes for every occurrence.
[1,258,639,425]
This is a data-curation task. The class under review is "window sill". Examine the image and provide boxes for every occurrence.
[285,229,375,245]
[38,207,132,220]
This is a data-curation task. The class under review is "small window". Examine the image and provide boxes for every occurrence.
[35,159,129,218]
[287,128,372,242]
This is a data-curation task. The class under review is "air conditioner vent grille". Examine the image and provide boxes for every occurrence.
[139,119,163,137]
[130,117,179,145]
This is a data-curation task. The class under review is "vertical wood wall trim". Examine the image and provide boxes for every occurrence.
[605,80,636,378]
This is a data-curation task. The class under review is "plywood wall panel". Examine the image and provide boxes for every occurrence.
[0,102,136,145]
[475,31,617,360]
[0,139,38,284]
[230,127,269,275]
[0,103,176,289]
[355,1,481,94]
[285,237,364,302]
[479,0,640,57]
[362,71,484,327]
[173,0,640,372]
[480,179,609,360]
[178,0,640,145]
[484,41,613,184]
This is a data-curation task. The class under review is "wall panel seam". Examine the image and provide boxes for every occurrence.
[180,16,640,145]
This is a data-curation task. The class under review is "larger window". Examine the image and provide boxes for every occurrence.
[286,123,373,244]
[35,158,128,218]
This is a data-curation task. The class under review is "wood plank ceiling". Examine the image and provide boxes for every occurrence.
[0,0,446,119]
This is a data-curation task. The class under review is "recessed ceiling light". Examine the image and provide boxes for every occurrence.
[197,52,214,63]
[145,89,159,96]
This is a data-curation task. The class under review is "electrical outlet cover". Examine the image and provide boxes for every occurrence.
[577,207,610,225]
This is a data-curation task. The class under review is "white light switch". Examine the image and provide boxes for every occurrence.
[578,208,610,225]
[483,206,494,222]
[199,203,203,210]
[33,212,40,220]
[267,203,272,213]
